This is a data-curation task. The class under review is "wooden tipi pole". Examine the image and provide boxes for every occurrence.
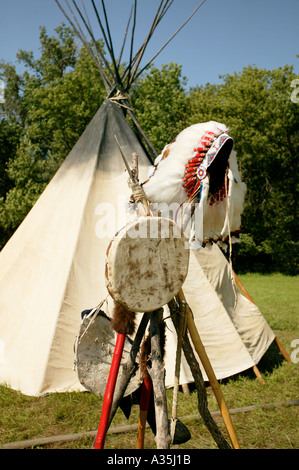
[169,298,231,449]
[136,373,152,449]
[178,289,241,449]
[149,309,171,449]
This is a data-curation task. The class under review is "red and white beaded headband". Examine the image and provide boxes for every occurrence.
[183,129,234,199]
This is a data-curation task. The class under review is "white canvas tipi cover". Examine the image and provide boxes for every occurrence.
[0,99,275,396]
[164,244,275,386]
[0,99,151,396]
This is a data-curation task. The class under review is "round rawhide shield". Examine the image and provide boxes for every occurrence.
[75,312,141,397]
[105,217,189,312]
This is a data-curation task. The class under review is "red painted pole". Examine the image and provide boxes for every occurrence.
[94,333,126,449]
[136,374,152,449]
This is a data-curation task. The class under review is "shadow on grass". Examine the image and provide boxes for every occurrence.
[257,341,287,372]
[179,340,288,395]
[214,340,287,386]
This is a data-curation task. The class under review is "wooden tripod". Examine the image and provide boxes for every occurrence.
[94,150,240,449]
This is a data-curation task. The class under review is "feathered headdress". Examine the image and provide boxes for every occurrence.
[141,121,247,249]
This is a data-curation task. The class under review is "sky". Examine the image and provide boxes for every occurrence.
[0,0,298,89]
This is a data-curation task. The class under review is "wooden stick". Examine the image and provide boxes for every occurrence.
[253,365,266,385]
[108,312,151,427]
[178,289,240,449]
[94,333,126,449]
[149,309,171,449]
[170,300,186,442]
[114,142,150,216]
[131,152,139,182]
[169,298,231,449]
[233,270,255,303]
[275,337,291,363]
[233,271,267,382]
[136,374,152,449]
[181,383,190,396]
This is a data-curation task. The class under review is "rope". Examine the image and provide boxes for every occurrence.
[109,91,133,111]
[73,297,108,371]
[129,182,148,202]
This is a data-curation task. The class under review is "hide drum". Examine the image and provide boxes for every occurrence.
[105,216,189,312]
[75,312,141,397]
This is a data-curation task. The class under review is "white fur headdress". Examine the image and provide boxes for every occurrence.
[141,121,247,249]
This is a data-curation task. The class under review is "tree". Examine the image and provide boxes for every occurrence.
[1,22,298,274]
[0,25,107,248]
[0,27,188,250]
[131,63,188,152]
[187,65,299,274]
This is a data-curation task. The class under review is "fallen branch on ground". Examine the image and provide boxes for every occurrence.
[2,399,298,449]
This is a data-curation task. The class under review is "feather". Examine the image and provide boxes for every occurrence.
[142,121,228,206]
[141,122,246,248]
[140,333,151,379]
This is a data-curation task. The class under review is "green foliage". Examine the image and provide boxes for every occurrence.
[187,65,299,274]
[238,272,299,331]
[0,119,20,194]
[131,63,188,151]
[0,25,107,246]
[0,118,22,243]
[0,63,26,125]
[0,274,298,449]
[17,24,77,84]
[0,24,298,274]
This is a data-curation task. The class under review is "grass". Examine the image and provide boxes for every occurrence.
[0,273,298,450]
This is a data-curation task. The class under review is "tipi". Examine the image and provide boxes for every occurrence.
[0,99,151,396]
[0,1,278,397]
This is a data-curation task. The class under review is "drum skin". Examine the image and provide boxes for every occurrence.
[105,217,189,312]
